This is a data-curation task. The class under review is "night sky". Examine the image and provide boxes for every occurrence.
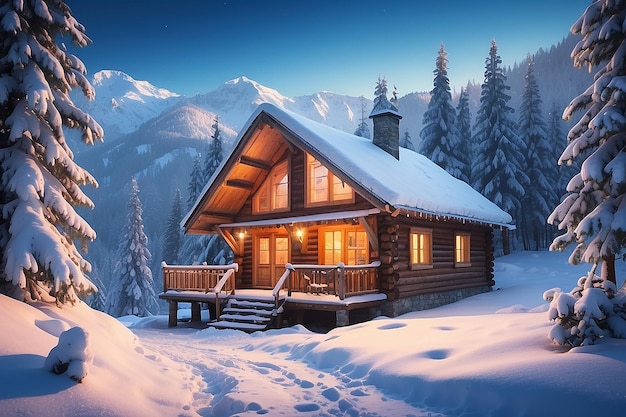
[65,0,591,98]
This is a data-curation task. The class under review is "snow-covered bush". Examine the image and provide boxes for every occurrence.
[44,326,93,383]
[544,269,626,346]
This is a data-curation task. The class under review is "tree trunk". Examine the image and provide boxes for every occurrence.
[601,254,616,285]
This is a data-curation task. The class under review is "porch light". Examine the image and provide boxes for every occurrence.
[296,229,303,243]
[238,231,245,240]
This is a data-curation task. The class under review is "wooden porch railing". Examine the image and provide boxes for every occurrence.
[161,262,238,317]
[271,260,381,312]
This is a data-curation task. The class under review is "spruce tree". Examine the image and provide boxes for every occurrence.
[353,97,371,139]
[456,87,473,183]
[549,0,626,285]
[473,40,529,241]
[107,178,156,317]
[187,155,204,210]
[518,57,558,250]
[86,265,107,312]
[180,115,232,266]
[204,116,223,183]
[547,102,573,193]
[163,189,182,265]
[419,44,470,183]
[400,129,415,151]
[0,1,104,304]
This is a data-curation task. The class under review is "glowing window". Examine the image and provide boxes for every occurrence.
[253,160,289,213]
[455,233,471,266]
[321,227,368,265]
[307,154,353,205]
[410,228,432,269]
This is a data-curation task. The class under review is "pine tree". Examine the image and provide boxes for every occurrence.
[86,264,107,312]
[353,97,371,139]
[400,129,415,151]
[547,102,571,193]
[473,40,529,243]
[456,87,473,183]
[549,0,626,285]
[518,57,558,250]
[180,115,232,266]
[0,1,103,303]
[107,178,156,317]
[204,116,223,183]
[372,76,397,113]
[419,44,470,183]
[187,155,204,210]
[163,189,182,265]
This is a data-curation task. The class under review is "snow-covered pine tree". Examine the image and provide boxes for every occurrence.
[107,178,156,317]
[518,56,558,250]
[163,189,182,265]
[456,87,473,183]
[549,0,626,285]
[179,115,232,266]
[0,1,104,304]
[419,44,470,183]
[472,40,529,245]
[547,102,572,193]
[187,155,204,210]
[203,116,223,184]
[546,0,626,347]
[400,129,415,151]
[372,76,394,111]
[86,264,107,312]
[353,97,371,139]
[390,85,399,109]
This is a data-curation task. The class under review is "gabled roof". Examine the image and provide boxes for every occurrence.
[183,103,513,233]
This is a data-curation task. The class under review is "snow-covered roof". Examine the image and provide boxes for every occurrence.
[255,103,512,227]
[183,103,513,230]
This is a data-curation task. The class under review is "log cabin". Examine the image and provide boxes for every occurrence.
[161,101,513,330]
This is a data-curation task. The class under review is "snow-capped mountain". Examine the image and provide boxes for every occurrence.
[71,70,182,141]
[190,76,294,129]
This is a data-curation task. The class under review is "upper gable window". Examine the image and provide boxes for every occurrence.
[306,154,353,206]
[253,160,289,214]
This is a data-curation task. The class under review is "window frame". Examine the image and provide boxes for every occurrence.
[454,232,471,267]
[409,227,433,270]
[305,153,354,207]
[252,159,290,214]
[318,225,369,266]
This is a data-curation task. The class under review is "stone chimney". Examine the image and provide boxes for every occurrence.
[369,100,402,160]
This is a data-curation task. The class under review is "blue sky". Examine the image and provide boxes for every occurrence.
[67,0,590,98]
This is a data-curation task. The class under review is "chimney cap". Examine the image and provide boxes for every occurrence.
[369,95,402,119]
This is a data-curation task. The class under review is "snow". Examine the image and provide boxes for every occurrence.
[231,103,512,227]
[2,250,626,416]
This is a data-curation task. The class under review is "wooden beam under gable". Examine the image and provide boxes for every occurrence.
[213,226,242,256]
[225,179,255,189]
[358,216,379,252]
[238,155,271,170]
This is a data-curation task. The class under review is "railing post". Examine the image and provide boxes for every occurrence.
[337,262,345,300]
[161,261,168,292]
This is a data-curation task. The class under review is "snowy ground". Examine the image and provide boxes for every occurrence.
[2,250,626,416]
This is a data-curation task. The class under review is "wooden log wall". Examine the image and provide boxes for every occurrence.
[378,213,495,300]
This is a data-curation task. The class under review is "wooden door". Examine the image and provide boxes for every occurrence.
[254,234,289,288]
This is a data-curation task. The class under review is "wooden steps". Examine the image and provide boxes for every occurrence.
[208,297,277,332]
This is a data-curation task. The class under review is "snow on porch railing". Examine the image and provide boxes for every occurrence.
[272,261,381,310]
[161,262,238,317]
[161,262,238,292]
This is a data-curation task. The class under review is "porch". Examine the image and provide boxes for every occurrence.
[159,261,386,330]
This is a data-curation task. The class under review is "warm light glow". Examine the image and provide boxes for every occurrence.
[296,229,303,242]
[238,232,245,240]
